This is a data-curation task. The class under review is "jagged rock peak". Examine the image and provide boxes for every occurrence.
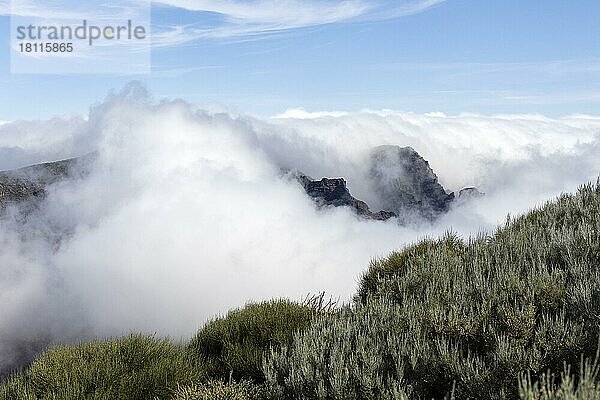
[369,145,455,220]
[290,171,396,221]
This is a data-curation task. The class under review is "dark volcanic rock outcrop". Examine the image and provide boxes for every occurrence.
[296,173,396,221]
[0,176,45,210]
[291,145,481,222]
[369,145,455,220]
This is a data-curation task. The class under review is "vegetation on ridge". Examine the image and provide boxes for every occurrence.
[187,299,314,383]
[265,182,600,399]
[1,182,600,399]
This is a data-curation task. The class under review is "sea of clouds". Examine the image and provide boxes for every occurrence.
[0,83,599,372]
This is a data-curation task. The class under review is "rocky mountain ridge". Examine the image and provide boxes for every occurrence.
[294,172,397,221]
[293,145,481,221]
[0,147,480,221]
[0,156,89,212]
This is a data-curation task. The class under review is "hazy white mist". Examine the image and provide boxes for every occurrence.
[0,83,598,370]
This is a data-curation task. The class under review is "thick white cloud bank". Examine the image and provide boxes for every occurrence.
[0,84,599,370]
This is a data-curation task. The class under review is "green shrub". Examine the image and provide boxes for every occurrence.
[0,334,203,400]
[355,238,440,305]
[171,380,265,400]
[188,299,313,383]
[519,355,600,399]
[265,182,600,399]
[264,300,414,400]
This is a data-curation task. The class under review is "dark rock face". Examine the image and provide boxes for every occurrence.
[369,145,455,220]
[291,145,481,222]
[295,173,396,221]
[0,177,45,209]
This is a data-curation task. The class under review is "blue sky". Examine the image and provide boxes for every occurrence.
[0,0,599,120]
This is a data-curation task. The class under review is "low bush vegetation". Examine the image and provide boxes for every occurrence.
[187,299,314,383]
[519,355,600,399]
[0,334,203,400]
[172,380,266,400]
[2,183,600,399]
[264,183,600,399]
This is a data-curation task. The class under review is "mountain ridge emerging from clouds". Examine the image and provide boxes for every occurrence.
[0,155,92,212]
[0,146,478,222]
[291,145,478,222]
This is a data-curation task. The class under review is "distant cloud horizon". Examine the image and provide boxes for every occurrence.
[1,1,600,120]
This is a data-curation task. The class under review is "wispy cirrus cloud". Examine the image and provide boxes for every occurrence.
[1,0,445,46]
[0,0,137,20]
[151,0,445,46]
[154,0,371,26]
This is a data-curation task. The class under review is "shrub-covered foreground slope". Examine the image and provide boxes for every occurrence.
[266,182,600,399]
[2,183,600,399]
[0,300,312,400]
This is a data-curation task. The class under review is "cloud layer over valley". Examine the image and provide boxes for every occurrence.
[0,84,599,372]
